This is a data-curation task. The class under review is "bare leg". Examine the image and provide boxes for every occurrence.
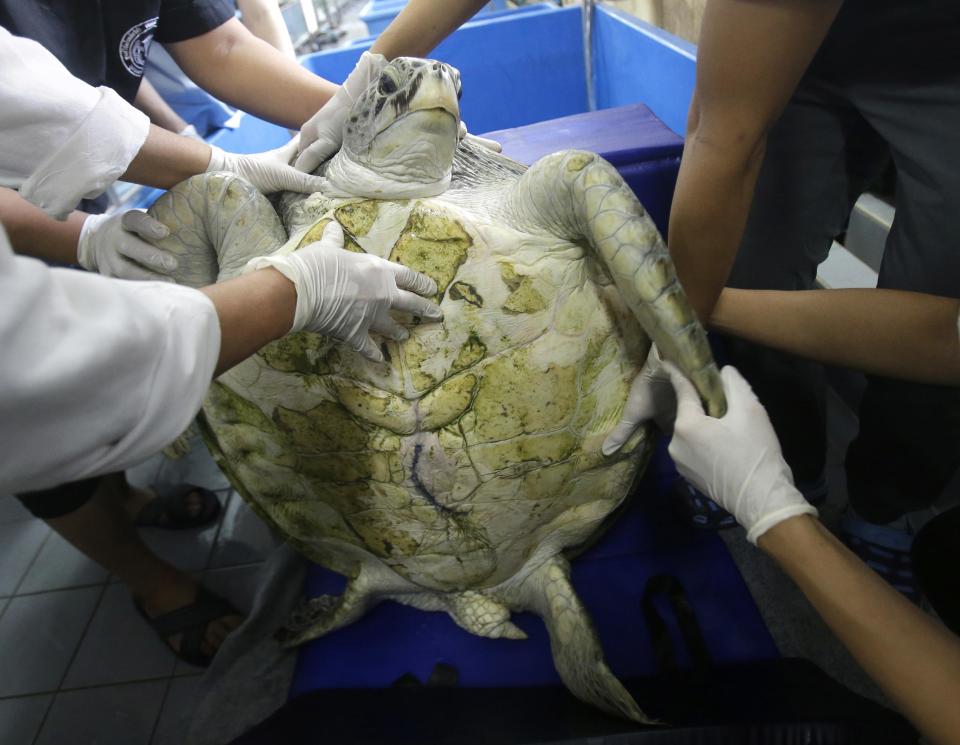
[113,472,205,527]
[46,474,242,658]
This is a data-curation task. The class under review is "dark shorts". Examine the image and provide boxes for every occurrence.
[16,477,101,520]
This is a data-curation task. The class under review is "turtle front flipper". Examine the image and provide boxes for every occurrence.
[500,555,657,724]
[503,151,725,417]
[146,172,287,287]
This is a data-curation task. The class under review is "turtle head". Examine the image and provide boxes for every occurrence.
[331,57,461,196]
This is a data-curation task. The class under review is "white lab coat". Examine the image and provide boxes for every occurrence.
[0,28,221,492]
[0,26,150,219]
[0,226,220,493]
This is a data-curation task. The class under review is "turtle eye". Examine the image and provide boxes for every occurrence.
[379,73,398,95]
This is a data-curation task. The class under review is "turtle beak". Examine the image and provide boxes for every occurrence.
[407,63,461,120]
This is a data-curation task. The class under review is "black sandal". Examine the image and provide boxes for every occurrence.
[135,587,240,667]
[134,484,221,530]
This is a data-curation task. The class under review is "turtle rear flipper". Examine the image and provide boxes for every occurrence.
[277,567,385,648]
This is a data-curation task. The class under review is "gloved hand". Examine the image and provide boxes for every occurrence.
[295,52,388,174]
[601,345,673,455]
[664,363,818,544]
[246,222,443,362]
[207,136,326,194]
[457,121,502,153]
[77,211,177,281]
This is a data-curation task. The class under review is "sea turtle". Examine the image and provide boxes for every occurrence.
[146,57,726,723]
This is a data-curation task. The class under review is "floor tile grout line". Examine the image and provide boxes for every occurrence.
[202,490,235,571]
[30,693,57,745]
[7,579,114,601]
[53,582,110,695]
[10,523,55,597]
[147,675,177,745]
[0,672,204,703]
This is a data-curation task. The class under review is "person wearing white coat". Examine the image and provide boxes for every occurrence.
[0,27,442,666]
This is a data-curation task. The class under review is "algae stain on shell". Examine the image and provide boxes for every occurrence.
[389,203,471,295]
[449,281,483,307]
[296,216,365,253]
[334,200,380,237]
[452,332,486,373]
[258,332,333,376]
[498,262,547,314]
[272,401,370,452]
[467,347,578,444]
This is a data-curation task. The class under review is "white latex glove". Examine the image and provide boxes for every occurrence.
[601,345,673,456]
[207,137,326,194]
[665,363,818,544]
[457,121,502,153]
[295,52,388,174]
[246,222,442,362]
[77,211,177,281]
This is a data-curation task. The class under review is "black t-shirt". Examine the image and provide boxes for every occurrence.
[810,0,960,84]
[0,0,234,102]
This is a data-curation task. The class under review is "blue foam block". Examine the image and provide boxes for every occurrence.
[290,445,778,698]
[482,103,683,235]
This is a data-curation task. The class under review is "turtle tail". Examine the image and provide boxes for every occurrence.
[503,150,725,417]
[146,172,287,287]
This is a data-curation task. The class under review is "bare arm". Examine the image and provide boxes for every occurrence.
[1,182,293,374]
[237,0,296,59]
[0,187,85,264]
[134,77,189,133]
[201,267,296,375]
[165,18,335,129]
[370,0,490,58]
[669,0,842,321]
[4,125,209,266]
[120,123,212,188]
[710,288,960,385]
[760,516,960,745]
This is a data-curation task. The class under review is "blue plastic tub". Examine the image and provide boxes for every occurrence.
[124,5,698,209]
[349,2,556,47]
[302,4,587,134]
[361,0,543,36]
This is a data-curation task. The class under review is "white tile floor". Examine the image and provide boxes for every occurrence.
[0,433,281,745]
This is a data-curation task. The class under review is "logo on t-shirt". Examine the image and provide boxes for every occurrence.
[119,17,159,77]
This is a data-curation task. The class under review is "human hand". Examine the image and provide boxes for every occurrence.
[295,52,388,174]
[601,346,673,455]
[207,137,326,194]
[246,222,443,361]
[77,211,177,281]
[665,363,817,544]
